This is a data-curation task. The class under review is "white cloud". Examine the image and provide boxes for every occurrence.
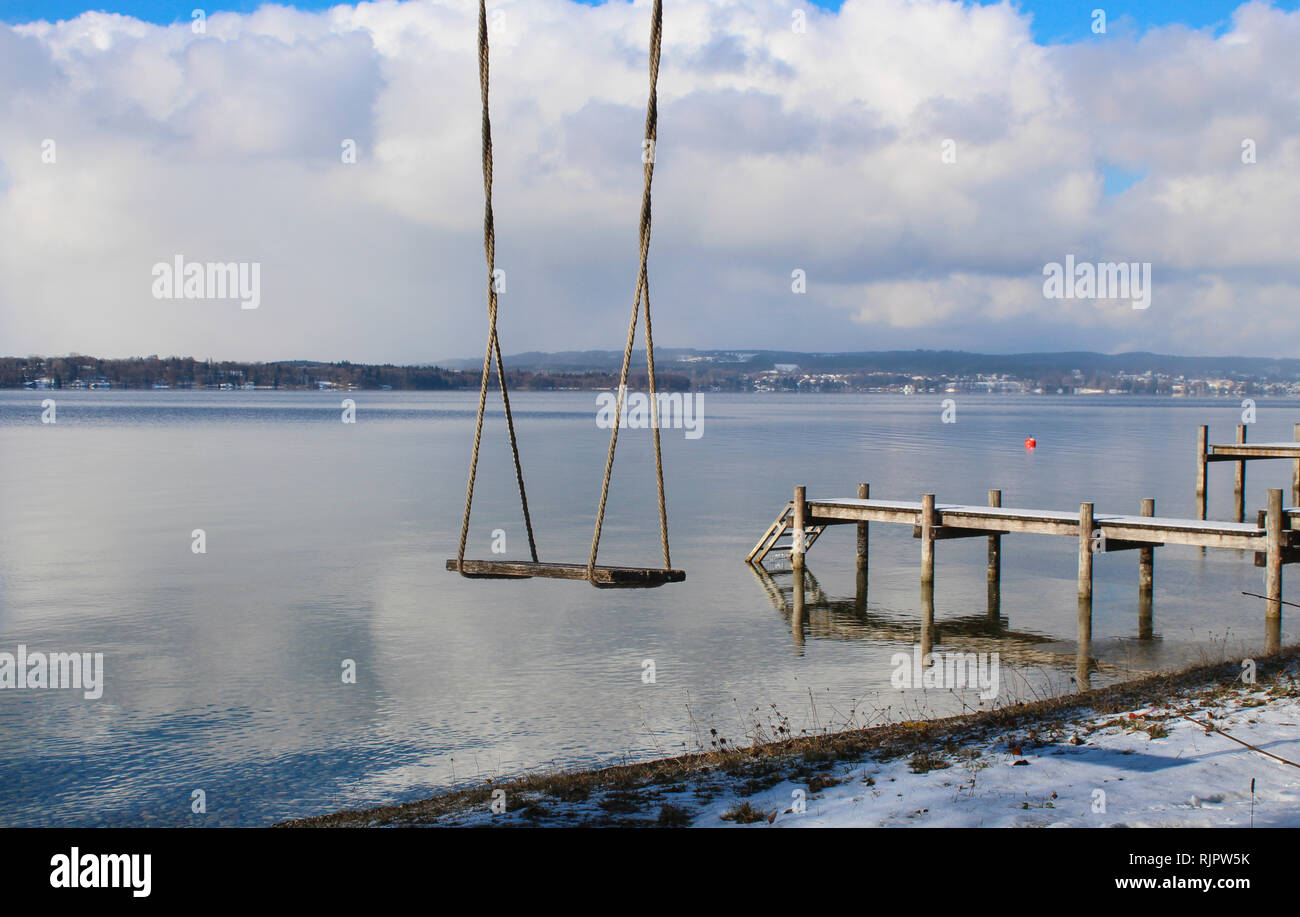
[1,0,1299,362]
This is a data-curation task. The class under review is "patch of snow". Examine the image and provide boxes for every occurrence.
[698,680,1300,828]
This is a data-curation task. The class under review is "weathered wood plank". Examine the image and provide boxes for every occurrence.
[1210,443,1300,458]
[446,559,685,587]
[1101,538,1160,552]
[803,497,1264,550]
[911,524,1009,540]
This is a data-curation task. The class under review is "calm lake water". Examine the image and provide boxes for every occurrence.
[0,390,1295,826]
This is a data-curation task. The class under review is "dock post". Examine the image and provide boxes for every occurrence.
[1196,425,1208,520]
[791,485,806,570]
[856,483,869,567]
[1265,488,1284,653]
[1078,502,1094,600]
[1234,424,1247,523]
[854,484,869,613]
[987,490,1001,618]
[1139,498,1155,595]
[1293,423,1300,506]
[1139,498,1154,639]
[1076,597,1093,691]
[920,493,936,586]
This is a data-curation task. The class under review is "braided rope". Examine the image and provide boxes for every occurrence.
[587,0,670,580]
[457,0,540,572]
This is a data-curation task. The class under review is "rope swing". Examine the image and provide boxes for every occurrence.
[448,0,684,589]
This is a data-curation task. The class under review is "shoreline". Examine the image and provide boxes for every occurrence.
[279,644,1300,828]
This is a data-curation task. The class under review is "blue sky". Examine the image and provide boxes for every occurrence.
[5,0,1300,43]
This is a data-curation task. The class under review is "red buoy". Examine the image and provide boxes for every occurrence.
[1025,436,1037,450]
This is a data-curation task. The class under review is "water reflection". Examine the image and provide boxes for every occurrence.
[3,391,1294,826]
[752,563,1060,656]
[746,560,1186,697]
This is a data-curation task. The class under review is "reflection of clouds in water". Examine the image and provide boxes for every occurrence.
[0,391,1296,825]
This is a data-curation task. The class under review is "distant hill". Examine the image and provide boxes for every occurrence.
[440,348,1300,379]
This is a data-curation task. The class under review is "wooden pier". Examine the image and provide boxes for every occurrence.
[1197,423,1300,521]
[750,483,1292,652]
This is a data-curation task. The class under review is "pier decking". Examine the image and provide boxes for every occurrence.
[801,497,1264,549]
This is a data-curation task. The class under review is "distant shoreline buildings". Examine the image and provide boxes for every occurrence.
[4,353,1298,397]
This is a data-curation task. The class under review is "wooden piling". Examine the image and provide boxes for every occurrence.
[1078,502,1094,599]
[854,488,868,612]
[1138,591,1153,640]
[1139,497,1154,639]
[1265,488,1284,651]
[987,490,1002,583]
[1196,425,1208,520]
[920,493,936,586]
[856,482,869,568]
[1293,423,1300,507]
[1076,596,1093,691]
[1139,498,1155,595]
[1234,424,1246,523]
[987,489,1001,618]
[791,485,806,570]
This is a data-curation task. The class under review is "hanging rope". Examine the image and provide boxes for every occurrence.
[456,0,540,572]
[587,0,671,582]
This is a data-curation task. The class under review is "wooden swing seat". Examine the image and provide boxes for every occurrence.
[446,559,685,588]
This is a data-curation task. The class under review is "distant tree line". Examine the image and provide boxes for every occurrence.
[0,355,692,392]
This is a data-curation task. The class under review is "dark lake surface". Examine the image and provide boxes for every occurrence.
[0,390,1294,825]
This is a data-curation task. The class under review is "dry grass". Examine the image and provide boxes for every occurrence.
[657,803,692,827]
[720,801,769,824]
[907,749,952,774]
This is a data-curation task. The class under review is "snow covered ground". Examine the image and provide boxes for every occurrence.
[293,658,1300,828]
[695,676,1300,828]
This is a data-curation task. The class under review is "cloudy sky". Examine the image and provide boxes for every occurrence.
[1,0,1299,364]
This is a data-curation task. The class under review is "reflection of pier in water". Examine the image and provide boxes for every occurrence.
[748,561,1165,690]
